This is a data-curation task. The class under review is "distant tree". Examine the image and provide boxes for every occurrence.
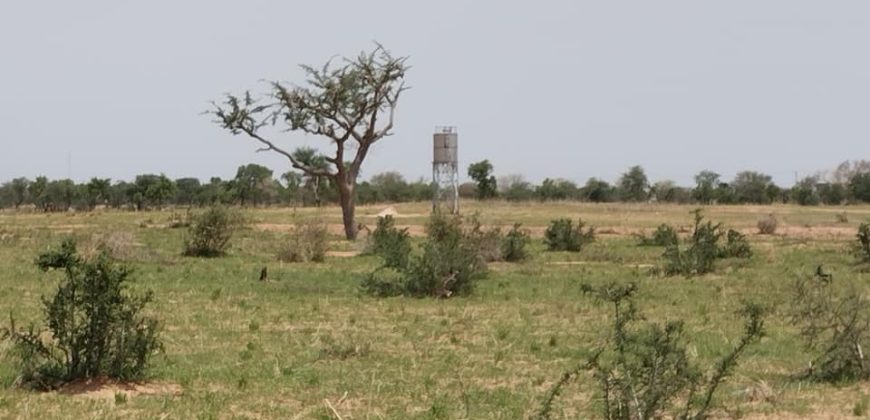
[714,182,737,204]
[497,174,535,201]
[791,176,820,206]
[407,178,434,202]
[212,45,408,240]
[617,165,649,202]
[468,160,497,199]
[370,171,409,202]
[693,170,720,204]
[288,147,333,207]
[197,177,231,206]
[44,179,78,212]
[28,176,48,209]
[107,181,133,209]
[280,171,304,206]
[818,182,847,205]
[130,174,177,210]
[232,164,274,206]
[849,172,870,203]
[831,160,870,184]
[651,180,691,203]
[458,182,478,199]
[84,177,112,209]
[582,177,615,203]
[174,178,202,207]
[732,171,776,204]
[537,178,579,201]
[8,178,31,209]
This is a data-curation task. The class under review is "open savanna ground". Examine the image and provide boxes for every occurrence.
[0,201,868,419]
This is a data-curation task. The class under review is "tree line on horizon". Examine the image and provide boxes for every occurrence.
[1,160,869,212]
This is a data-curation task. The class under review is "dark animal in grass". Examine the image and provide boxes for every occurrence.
[259,266,268,282]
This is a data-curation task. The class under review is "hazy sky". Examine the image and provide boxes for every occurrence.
[1,1,868,187]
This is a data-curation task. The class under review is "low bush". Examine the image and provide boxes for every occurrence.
[360,211,487,298]
[466,215,505,263]
[788,266,869,383]
[721,229,753,258]
[537,282,765,420]
[367,215,412,270]
[277,219,329,263]
[2,240,161,390]
[855,223,870,263]
[544,218,595,252]
[635,224,678,247]
[83,231,136,261]
[501,223,531,262]
[757,214,778,235]
[835,212,849,224]
[660,210,752,276]
[183,205,238,257]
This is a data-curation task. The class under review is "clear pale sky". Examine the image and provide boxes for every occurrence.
[1,1,868,187]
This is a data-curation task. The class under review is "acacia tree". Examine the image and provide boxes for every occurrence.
[211,45,408,240]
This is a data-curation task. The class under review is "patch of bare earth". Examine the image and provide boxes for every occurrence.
[325,250,362,258]
[57,377,182,400]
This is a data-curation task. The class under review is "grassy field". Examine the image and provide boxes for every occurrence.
[0,201,868,419]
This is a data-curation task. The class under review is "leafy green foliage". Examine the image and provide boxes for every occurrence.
[788,267,869,383]
[544,218,596,252]
[501,224,531,262]
[183,205,238,258]
[466,215,504,263]
[661,210,751,276]
[367,216,411,270]
[692,170,720,204]
[211,45,409,240]
[468,160,498,199]
[617,165,649,202]
[732,171,777,204]
[854,223,870,263]
[537,283,765,420]
[791,177,821,205]
[721,229,752,258]
[2,240,161,390]
[635,224,679,247]
[360,212,488,298]
[277,219,330,263]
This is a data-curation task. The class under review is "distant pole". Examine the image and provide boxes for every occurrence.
[67,152,72,179]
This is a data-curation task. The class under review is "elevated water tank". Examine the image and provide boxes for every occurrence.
[433,127,458,164]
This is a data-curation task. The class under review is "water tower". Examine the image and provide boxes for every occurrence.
[432,126,460,214]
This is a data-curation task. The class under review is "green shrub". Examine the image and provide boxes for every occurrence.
[404,212,487,298]
[537,282,765,420]
[788,267,868,383]
[466,215,504,263]
[183,205,237,257]
[368,216,412,270]
[660,210,751,276]
[2,240,161,390]
[360,212,487,298]
[277,219,329,263]
[721,229,752,258]
[501,223,531,262]
[757,214,778,235]
[635,224,678,247]
[836,212,849,224]
[544,218,595,252]
[855,223,870,263]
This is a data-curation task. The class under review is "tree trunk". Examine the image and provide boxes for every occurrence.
[338,183,358,241]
